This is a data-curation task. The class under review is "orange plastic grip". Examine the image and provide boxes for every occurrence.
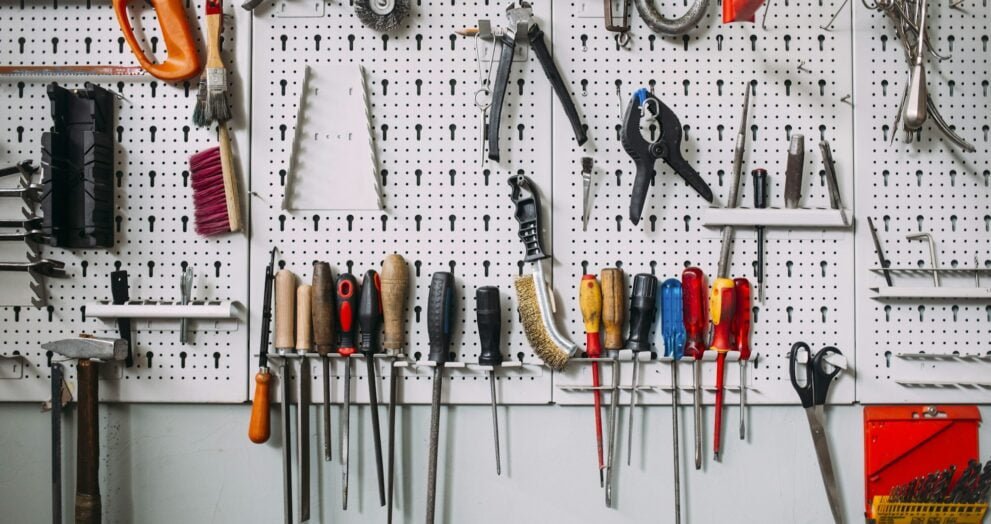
[248,369,271,443]
[112,0,202,82]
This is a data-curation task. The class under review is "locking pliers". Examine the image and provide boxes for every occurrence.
[621,88,712,225]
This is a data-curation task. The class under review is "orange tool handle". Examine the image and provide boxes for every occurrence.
[709,278,736,353]
[681,267,708,360]
[112,0,202,82]
[732,278,752,361]
[248,369,271,443]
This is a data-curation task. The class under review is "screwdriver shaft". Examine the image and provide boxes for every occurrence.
[280,360,293,524]
[297,360,310,521]
[426,365,444,524]
[322,358,331,461]
[366,357,386,506]
[341,359,351,511]
[672,363,682,524]
[756,225,765,303]
[386,365,399,524]
[693,360,702,469]
[489,370,502,475]
[605,356,620,507]
[739,361,748,440]
[592,361,605,486]
[626,357,640,466]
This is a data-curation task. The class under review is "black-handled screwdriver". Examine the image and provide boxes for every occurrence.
[425,272,456,524]
[358,269,386,506]
[336,273,360,511]
[752,168,768,303]
[476,286,503,476]
[625,273,658,466]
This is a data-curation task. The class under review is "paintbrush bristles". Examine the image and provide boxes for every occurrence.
[202,0,231,124]
[192,77,208,126]
[515,275,570,370]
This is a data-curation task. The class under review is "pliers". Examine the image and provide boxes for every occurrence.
[621,88,712,224]
[487,1,587,162]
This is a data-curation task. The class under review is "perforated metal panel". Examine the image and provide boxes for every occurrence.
[0,0,251,402]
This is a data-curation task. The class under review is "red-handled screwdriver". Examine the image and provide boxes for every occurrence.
[681,267,708,470]
[710,277,736,461]
[337,273,360,510]
[733,278,752,440]
[579,274,605,485]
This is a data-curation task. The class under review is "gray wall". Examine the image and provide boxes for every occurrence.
[2,403,988,523]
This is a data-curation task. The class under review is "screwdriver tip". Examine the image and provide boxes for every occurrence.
[600,469,604,487]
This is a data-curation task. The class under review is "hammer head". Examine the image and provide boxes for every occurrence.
[42,337,127,361]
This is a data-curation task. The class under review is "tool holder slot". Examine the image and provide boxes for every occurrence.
[701,207,852,228]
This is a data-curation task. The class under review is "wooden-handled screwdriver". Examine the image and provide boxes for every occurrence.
[579,274,605,486]
[295,283,312,522]
[599,267,624,503]
[336,273,360,511]
[248,248,277,444]
[311,262,335,462]
[380,254,409,524]
[274,268,296,524]
[358,269,387,507]
[476,286,503,476]
[425,272,456,524]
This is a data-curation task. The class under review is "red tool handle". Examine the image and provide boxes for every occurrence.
[681,267,708,360]
[336,273,360,357]
[710,278,736,458]
[733,278,752,361]
[112,0,202,81]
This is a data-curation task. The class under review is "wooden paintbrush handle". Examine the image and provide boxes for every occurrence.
[274,270,296,351]
[600,268,625,351]
[205,0,224,69]
[380,254,409,351]
[218,126,243,233]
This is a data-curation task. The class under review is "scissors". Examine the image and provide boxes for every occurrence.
[789,342,844,524]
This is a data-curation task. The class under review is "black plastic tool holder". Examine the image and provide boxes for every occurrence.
[40,82,115,248]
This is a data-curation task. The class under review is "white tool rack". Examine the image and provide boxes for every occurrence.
[1,0,988,405]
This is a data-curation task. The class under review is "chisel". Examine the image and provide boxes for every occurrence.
[310,262,335,462]
[625,273,658,466]
[274,269,297,524]
[681,267,708,469]
[425,272,456,524]
[358,269,386,506]
[380,254,409,524]
[295,283,312,521]
[579,274,605,485]
[476,286,503,475]
[336,273,360,511]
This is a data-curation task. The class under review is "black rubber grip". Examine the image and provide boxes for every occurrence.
[628,157,656,225]
[528,23,587,146]
[110,270,133,367]
[475,286,503,367]
[427,272,456,364]
[358,269,382,356]
[752,168,768,209]
[487,34,516,162]
[336,273,360,355]
[625,273,658,352]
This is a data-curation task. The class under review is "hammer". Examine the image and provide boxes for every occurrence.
[42,336,127,524]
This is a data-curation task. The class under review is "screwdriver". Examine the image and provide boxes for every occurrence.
[310,262,335,462]
[625,273,658,466]
[733,278,752,441]
[274,268,296,524]
[710,277,737,461]
[752,168,768,303]
[600,268,624,506]
[358,269,386,507]
[425,272,456,524]
[380,254,409,524]
[336,272,360,511]
[579,274,605,485]
[681,267,707,469]
[294,283,312,522]
[248,248,277,444]
[660,278,686,524]
[476,286,503,475]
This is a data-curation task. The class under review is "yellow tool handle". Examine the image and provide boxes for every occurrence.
[579,274,603,334]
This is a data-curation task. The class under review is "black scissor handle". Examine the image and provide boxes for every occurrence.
[789,341,814,408]
[810,346,842,405]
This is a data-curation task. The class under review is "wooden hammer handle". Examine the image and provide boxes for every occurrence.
[380,254,409,351]
[600,268,626,351]
[274,270,296,351]
[75,359,101,524]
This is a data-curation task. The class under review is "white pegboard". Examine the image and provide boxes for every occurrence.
[853,0,991,402]
[551,0,856,405]
[0,0,252,402]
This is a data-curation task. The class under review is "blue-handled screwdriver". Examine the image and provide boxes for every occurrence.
[660,278,686,524]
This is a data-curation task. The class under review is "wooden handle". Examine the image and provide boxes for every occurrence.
[380,254,409,351]
[600,268,625,350]
[75,359,101,524]
[274,269,296,351]
[296,284,312,352]
[248,369,272,444]
[218,126,243,233]
[205,0,223,69]
[311,262,336,356]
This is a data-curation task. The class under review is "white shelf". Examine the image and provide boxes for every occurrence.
[701,207,851,228]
